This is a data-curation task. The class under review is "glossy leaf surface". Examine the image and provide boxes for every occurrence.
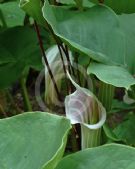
[87,62,135,89]
[89,0,135,14]
[43,1,125,65]
[0,26,42,88]
[0,112,71,169]
[55,144,135,169]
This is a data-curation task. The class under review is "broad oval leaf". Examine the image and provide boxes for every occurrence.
[0,112,71,169]
[119,13,135,75]
[0,26,42,89]
[0,44,15,65]
[0,2,25,27]
[43,1,125,65]
[55,144,135,169]
[89,0,135,14]
[87,62,135,89]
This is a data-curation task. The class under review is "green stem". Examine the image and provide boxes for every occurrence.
[97,82,115,144]
[20,71,32,112]
[98,81,115,112]
[81,125,101,148]
[81,100,102,149]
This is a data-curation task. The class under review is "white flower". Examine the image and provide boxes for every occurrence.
[42,45,72,107]
[65,72,106,149]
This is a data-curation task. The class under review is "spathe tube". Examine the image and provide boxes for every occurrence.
[65,71,106,149]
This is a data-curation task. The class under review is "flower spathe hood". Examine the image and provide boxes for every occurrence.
[42,45,72,107]
[65,71,106,130]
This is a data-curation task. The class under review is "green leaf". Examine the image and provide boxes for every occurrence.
[0,2,25,27]
[0,44,15,64]
[0,112,71,169]
[114,114,135,145]
[111,99,135,113]
[0,26,43,89]
[103,123,120,142]
[89,0,135,14]
[55,144,135,169]
[19,0,45,25]
[87,62,135,89]
[119,13,135,74]
[43,1,125,65]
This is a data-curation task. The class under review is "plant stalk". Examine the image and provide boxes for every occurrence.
[57,44,69,94]
[20,72,32,112]
[98,81,115,112]
[81,100,102,149]
[81,125,101,148]
[34,21,62,102]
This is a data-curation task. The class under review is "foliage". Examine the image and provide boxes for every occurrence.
[55,144,135,169]
[0,0,135,168]
[0,112,71,169]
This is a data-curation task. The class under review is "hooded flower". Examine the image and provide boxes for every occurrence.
[42,45,72,108]
[65,72,106,149]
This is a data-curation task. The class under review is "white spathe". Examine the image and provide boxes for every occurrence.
[65,72,106,149]
[42,45,72,107]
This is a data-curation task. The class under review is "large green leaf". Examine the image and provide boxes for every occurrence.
[114,114,135,145]
[87,14,135,89]
[119,13,135,75]
[0,26,43,89]
[0,112,71,169]
[103,124,121,142]
[55,144,135,169]
[0,2,25,27]
[43,1,125,65]
[89,0,135,14]
[87,62,135,89]
[19,0,45,25]
[0,44,15,64]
